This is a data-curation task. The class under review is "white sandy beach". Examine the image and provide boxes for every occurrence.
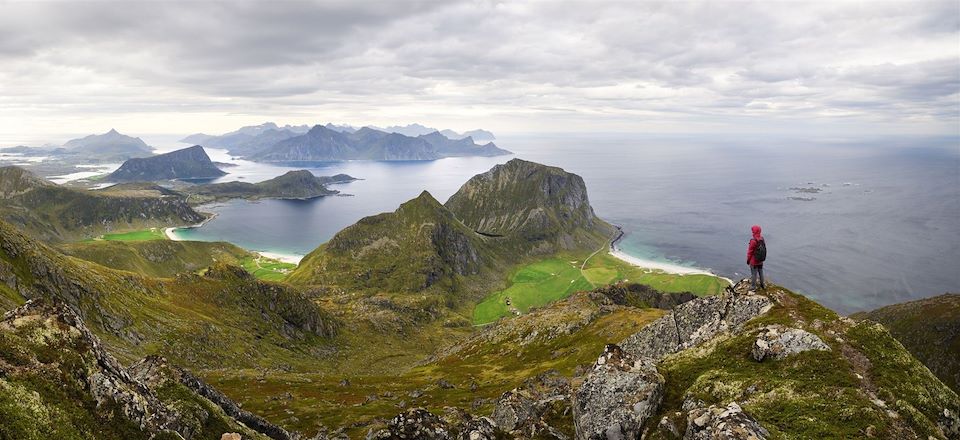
[609,248,733,284]
[255,251,303,265]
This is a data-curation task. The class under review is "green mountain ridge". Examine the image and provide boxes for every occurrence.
[0,166,205,242]
[852,293,960,393]
[287,159,614,304]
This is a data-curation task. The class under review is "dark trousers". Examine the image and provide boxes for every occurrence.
[750,265,765,289]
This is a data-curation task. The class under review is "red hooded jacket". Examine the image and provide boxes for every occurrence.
[747,225,764,266]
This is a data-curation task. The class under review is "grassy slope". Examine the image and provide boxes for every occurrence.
[473,251,728,325]
[206,292,666,437]
[0,220,338,372]
[63,231,292,281]
[851,293,960,393]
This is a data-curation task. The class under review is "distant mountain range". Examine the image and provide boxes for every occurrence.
[62,129,155,161]
[180,122,503,161]
[107,145,226,182]
[253,125,510,162]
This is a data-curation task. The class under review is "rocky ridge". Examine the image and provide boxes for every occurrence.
[0,299,274,439]
[366,281,960,439]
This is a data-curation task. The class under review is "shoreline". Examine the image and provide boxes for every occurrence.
[163,212,218,241]
[608,225,733,284]
[255,251,304,265]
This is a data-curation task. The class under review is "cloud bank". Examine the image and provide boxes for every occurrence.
[0,0,957,142]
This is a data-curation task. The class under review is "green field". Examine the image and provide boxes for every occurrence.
[472,251,729,325]
[240,256,297,281]
[94,228,167,241]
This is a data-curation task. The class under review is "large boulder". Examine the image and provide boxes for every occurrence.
[684,402,769,440]
[573,344,664,440]
[751,325,830,362]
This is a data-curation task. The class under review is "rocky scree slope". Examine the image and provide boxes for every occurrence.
[0,299,279,440]
[0,166,205,242]
[365,281,960,440]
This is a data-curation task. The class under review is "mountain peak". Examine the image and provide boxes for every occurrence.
[107,128,119,134]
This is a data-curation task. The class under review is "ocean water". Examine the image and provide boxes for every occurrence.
[171,134,960,314]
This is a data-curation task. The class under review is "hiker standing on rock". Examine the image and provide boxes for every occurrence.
[747,225,767,290]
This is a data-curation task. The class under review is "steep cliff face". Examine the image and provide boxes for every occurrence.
[0,166,205,242]
[445,158,614,255]
[0,299,274,440]
[107,145,226,182]
[853,293,960,393]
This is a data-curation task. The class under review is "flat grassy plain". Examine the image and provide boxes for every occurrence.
[472,251,728,324]
[240,256,297,281]
[93,228,167,241]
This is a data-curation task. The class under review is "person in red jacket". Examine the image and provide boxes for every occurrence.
[747,224,766,290]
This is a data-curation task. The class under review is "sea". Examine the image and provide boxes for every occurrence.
[141,134,960,314]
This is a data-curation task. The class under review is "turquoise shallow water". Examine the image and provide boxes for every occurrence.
[172,134,960,314]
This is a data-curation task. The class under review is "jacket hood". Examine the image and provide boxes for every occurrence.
[751,225,762,239]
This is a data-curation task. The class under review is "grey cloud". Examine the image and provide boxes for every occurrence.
[0,0,956,135]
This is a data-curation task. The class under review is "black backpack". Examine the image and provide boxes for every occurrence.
[753,238,767,262]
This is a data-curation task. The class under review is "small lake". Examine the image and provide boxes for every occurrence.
[169,134,960,314]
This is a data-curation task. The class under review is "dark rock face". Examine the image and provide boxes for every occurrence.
[108,145,226,182]
[619,285,774,362]
[573,344,664,440]
[751,325,830,362]
[683,402,769,440]
[445,159,614,255]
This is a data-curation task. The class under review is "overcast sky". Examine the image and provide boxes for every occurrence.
[0,0,957,144]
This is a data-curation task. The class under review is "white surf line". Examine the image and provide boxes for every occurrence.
[163,212,219,241]
[607,226,733,284]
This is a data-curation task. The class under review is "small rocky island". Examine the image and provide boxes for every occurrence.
[182,170,356,203]
[107,145,227,182]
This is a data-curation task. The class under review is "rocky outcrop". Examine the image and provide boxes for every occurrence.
[445,159,614,255]
[130,355,292,440]
[366,408,451,440]
[683,402,769,440]
[751,325,830,362]
[492,370,571,439]
[573,345,664,440]
[619,284,773,361]
[0,299,178,436]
